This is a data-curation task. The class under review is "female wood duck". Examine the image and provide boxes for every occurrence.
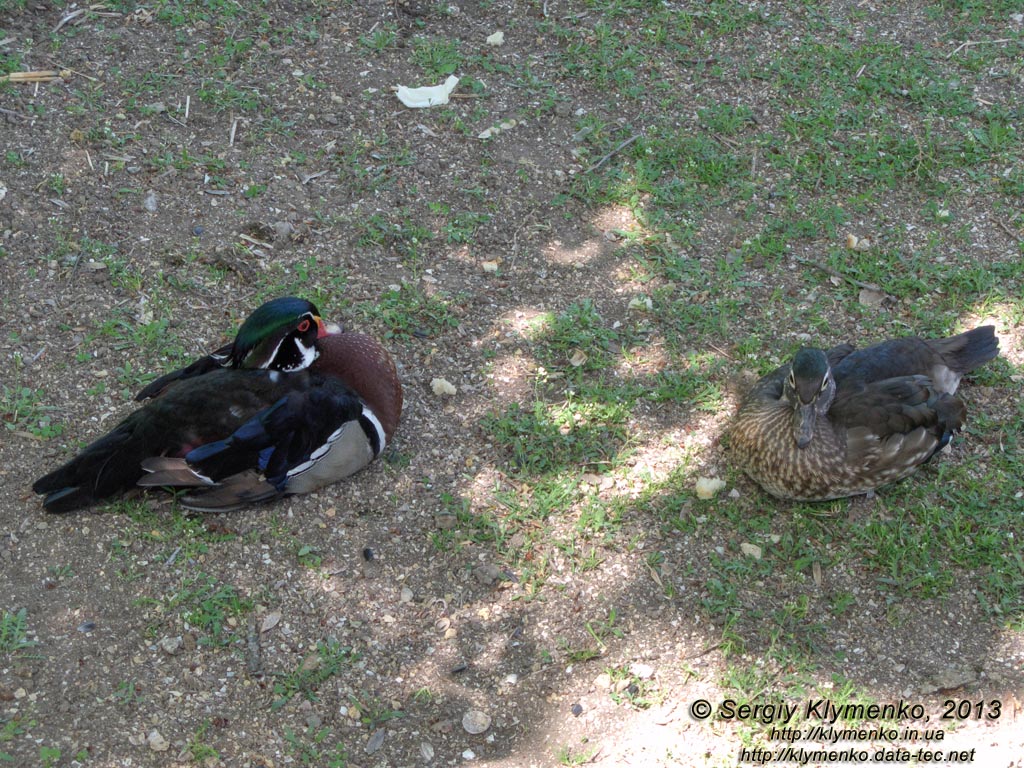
[33,297,402,513]
[728,326,998,501]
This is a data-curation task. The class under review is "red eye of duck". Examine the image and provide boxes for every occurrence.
[297,318,311,333]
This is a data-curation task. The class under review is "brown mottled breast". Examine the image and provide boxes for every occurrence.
[314,332,403,442]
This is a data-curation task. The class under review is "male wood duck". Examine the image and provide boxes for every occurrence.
[33,297,402,513]
[728,326,998,501]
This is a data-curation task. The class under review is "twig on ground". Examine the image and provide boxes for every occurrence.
[1,70,68,83]
[793,255,882,292]
[584,133,642,174]
[996,218,1021,243]
[947,38,1013,58]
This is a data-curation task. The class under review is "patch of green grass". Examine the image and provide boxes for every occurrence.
[38,746,61,768]
[558,609,624,664]
[575,493,627,542]
[484,398,630,477]
[0,716,30,743]
[0,609,35,656]
[179,577,252,645]
[930,0,1024,32]
[46,174,66,196]
[296,543,322,568]
[348,695,404,728]
[187,720,221,764]
[575,367,724,412]
[112,678,143,707]
[3,149,28,167]
[360,284,459,340]
[143,572,252,647]
[607,663,662,710]
[272,639,360,709]
[197,80,262,112]
[359,23,397,53]
[1,387,64,439]
[494,475,581,526]
[698,103,755,135]
[47,564,74,582]
[0,48,24,77]
[411,37,462,77]
[243,182,267,198]
[525,299,632,374]
[121,501,238,565]
[332,135,415,193]
[852,445,1024,617]
[283,725,348,767]
[249,256,350,312]
[148,0,265,25]
[0,715,36,764]
[557,742,600,766]
[443,210,491,244]
[355,212,431,268]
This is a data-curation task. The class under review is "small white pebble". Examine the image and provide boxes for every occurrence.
[740,542,763,560]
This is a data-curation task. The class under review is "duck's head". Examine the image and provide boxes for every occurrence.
[785,348,836,449]
[231,296,332,371]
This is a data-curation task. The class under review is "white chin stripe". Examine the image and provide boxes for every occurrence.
[261,337,285,369]
[282,339,318,372]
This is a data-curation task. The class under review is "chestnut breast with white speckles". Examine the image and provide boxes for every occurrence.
[313,332,403,442]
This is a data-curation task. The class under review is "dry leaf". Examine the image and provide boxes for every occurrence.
[261,611,282,633]
[858,287,887,307]
[568,349,588,367]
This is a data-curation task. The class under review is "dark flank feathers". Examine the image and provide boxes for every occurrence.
[33,369,304,512]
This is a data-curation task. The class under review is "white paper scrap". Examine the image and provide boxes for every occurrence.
[396,75,460,108]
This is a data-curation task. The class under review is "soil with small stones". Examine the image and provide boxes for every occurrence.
[2,2,1023,767]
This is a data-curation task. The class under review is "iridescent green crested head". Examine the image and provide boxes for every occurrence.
[230,296,328,371]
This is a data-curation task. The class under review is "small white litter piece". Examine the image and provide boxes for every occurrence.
[431,377,458,396]
[478,118,519,140]
[395,75,460,108]
[695,477,727,499]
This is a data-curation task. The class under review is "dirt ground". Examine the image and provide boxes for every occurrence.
[2,1,1023,767]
